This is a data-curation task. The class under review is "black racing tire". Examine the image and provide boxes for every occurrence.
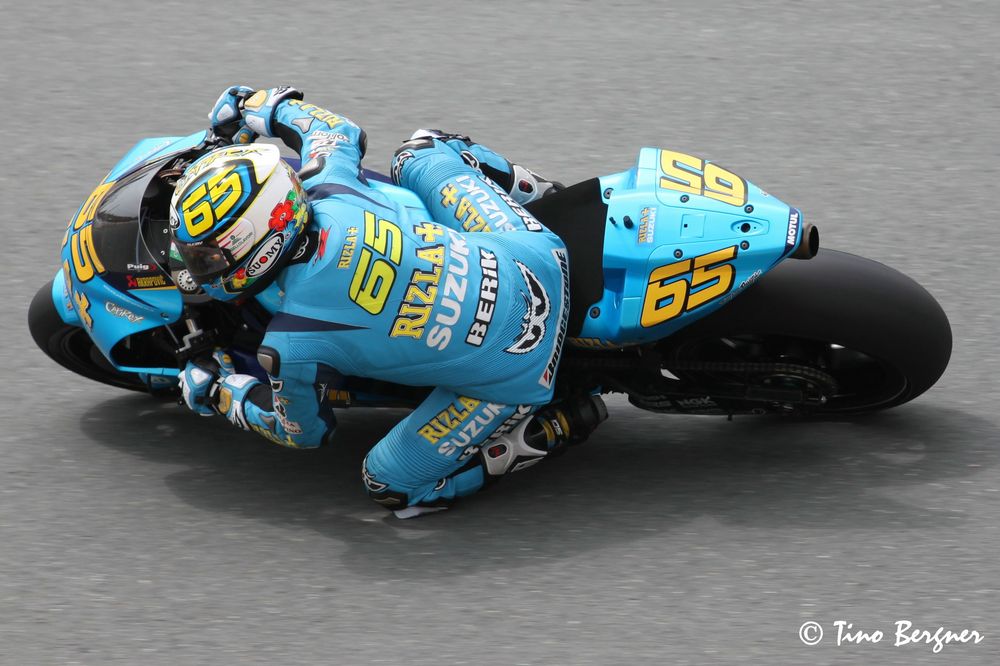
[664,249,952,414]
[28,280,148,393]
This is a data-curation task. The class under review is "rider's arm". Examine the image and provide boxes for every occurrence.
[239,87,367,189]
[216,358,336,449]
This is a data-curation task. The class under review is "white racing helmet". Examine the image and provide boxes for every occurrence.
[169,144,307,301]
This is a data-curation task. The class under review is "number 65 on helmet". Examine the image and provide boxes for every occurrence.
[170,144,308,301]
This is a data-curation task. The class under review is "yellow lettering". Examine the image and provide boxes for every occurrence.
[182,166,243,237]
[702,163,747,207]
[440,184,459,206]
[640,246,738,327]
[73,291,93,330]
[688,246,738,309]
[414,222,445,242]
[640,259,690,327]
[464,214,488,232]
[70,225,106,283]
[657,150,747,207]
[658,150,702,196]
[390,305,431,339]
[458,396,481,413]
[415,245,444,266]
[73,181,115,230]
[418,424,442,444]
[363,211,402,263]
[404,281,437,305]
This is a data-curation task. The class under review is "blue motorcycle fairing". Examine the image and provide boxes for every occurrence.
[56,134,216,374]
[52,134,421,378]
[53,138,806,380]
[52,268,79,327]
[107,131,209,181]
[577,147,802,345]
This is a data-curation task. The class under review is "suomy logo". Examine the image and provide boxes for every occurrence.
[245,234,284,278]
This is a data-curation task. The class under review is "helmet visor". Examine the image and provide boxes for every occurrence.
[174,241,234,283]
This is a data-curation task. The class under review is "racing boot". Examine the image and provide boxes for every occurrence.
[530,394,609,452]
[390,396,608,520]
[398,128,563,205]
[479,394,609,482]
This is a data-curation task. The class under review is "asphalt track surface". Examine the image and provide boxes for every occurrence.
[2,1,999,664]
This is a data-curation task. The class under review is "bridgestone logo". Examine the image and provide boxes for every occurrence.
[466,249,499,346]
[539,248,570,388]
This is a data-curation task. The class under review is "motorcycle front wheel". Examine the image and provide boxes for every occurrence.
[28,280,148,392]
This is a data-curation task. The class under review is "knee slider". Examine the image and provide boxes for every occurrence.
[409,128,472,145]
[256,346,281,376]
[391,134,473,187]
[391,138,432,185]
[408,129,481,171]
[361,454,409,509]
[391,134,446,185]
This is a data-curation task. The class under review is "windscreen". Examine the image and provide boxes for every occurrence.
[90,159,175,290]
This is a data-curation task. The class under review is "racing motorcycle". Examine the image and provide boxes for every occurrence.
[29,130,952,419]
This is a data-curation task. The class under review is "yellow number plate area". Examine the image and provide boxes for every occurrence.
[72,181,115,230]
[70,224,106,283]
[657,150,748,207]
[73,290,93,330]
[181,167,244,237]
[640,245,738,328]
[64,178,118,284]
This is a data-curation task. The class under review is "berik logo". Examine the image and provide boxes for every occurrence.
[506,261,550,354]
[246,234,285,278]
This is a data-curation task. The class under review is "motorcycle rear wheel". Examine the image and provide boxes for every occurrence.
[660,250,952,414]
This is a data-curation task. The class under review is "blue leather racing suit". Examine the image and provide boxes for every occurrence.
[214,92,569,511]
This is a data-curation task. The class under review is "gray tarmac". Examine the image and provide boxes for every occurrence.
[1,1,999,664]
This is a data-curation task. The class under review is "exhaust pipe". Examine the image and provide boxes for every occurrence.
[791,222,819,259]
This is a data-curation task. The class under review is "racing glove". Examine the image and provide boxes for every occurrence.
[178,349,237,416]
[238,86,304,137]
[208,85,257,144]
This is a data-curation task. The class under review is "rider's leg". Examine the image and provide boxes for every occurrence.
[361,389,542,515]
[362,388,608,517]
[393,129,562,208]
[377,133,608,516]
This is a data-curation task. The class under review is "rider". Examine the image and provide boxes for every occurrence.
[172,86,607,517]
